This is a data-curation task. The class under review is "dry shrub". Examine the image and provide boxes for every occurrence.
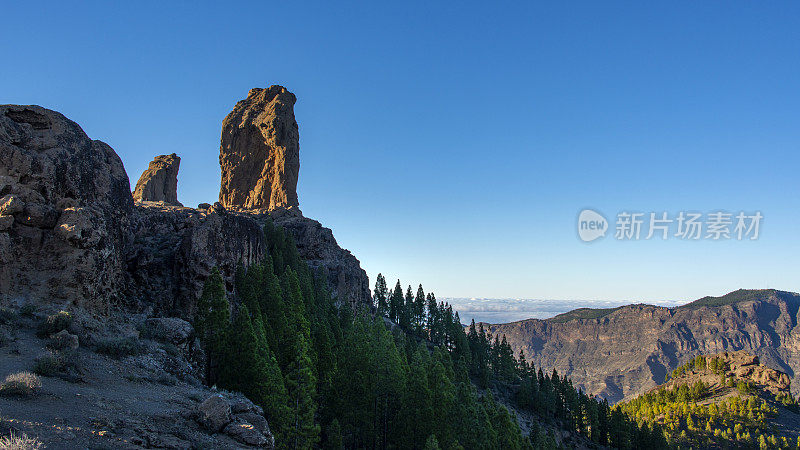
[0,372,41,397]
[0,431,43,450]
[36,311,72,337]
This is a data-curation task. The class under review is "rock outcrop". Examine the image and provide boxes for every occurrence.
[0,98,371,320]
[194,393,274,448]
[128,203,266,317]
[133,153,182,206]
[219,86,300,211]
[264,208,371,310]
[486,289,800,403]
[0,105,133,311]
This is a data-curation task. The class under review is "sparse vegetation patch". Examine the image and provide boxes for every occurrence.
[0,372,41,397]
[95,336,144,358]
[36,310,72,337]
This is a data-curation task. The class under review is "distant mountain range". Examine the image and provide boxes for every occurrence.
[482,289,800,403]
[447,297,683,324]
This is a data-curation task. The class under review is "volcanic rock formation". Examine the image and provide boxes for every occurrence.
[486,289,800,403]
[219,86,300,211]
[133,153,182,206]
[0,105,133,311]
[128,202,267,316]
[0,96,370,317]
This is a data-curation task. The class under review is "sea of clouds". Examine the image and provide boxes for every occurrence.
[446,298,686,325]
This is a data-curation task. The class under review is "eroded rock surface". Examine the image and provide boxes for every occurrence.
[133,153,182,206]
[268,208,371,310]
[0,105,133,311]
[128,203,266,317]
[219,86,300,211]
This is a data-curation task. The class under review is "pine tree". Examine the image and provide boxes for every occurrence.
[423,434,441,450]
[395,348,434,448]
[194,267,230,384]
[285,334,320,449]
[427,293,440,343]
[399,285,414,330]
[374,273,389,317]
[389,280,403,323]
[414,284,426,333]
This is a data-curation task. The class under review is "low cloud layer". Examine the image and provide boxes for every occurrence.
[446,298,685,325]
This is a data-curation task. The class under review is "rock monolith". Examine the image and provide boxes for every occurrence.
[133,153,182,206]
[219,86,299,211]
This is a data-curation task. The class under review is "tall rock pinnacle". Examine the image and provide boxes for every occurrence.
[218,86,300,210]
[133,153,182,206]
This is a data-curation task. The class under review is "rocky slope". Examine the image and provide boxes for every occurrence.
[0,90,371,448]
[486,289,800,403]
[620,350,800,446]
[0,308,274,448]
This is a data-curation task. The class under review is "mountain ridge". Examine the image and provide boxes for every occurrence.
[484,289,800,403]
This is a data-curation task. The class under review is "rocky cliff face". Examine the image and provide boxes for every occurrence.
[0,105,133,312]
[128,203,267,318]
[133,153,182,206]
[0,98,371,318]
[261,208,371,310]
[214,85,370,309]
[219,86,300,211]
[486,289,800,403]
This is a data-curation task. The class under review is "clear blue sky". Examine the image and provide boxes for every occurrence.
[3,2,799,303]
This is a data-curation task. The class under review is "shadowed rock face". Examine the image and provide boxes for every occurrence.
[0,100,371,318]
[219,86,300,211]
[133,153,182,206]
[486,289,800,403]
[0,105,133,311]
[128,203,267,317]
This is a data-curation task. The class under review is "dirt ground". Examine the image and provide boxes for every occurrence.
[0,314,255,449]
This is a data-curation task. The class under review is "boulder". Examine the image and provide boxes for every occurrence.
[133,153,182,206]
[0,105,133,311]
[223,419,270,447]
[50,329,80,350]
[142,317,193,345]
[0,215,12,231]
[197,394,231,432]
[219,86,300,211]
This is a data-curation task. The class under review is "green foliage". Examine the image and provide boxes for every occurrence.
[32,353,64,376]
[548,306,623,323]
[284,335,320,449]
[194,266,230,383]
[194,219,658,449]
[373,273,388,317]
[620,373,791,448]
[679,288,776,310]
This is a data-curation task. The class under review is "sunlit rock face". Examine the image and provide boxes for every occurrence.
[133,153,182,206]
[218,86,300,211]
[486,290,800,403]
